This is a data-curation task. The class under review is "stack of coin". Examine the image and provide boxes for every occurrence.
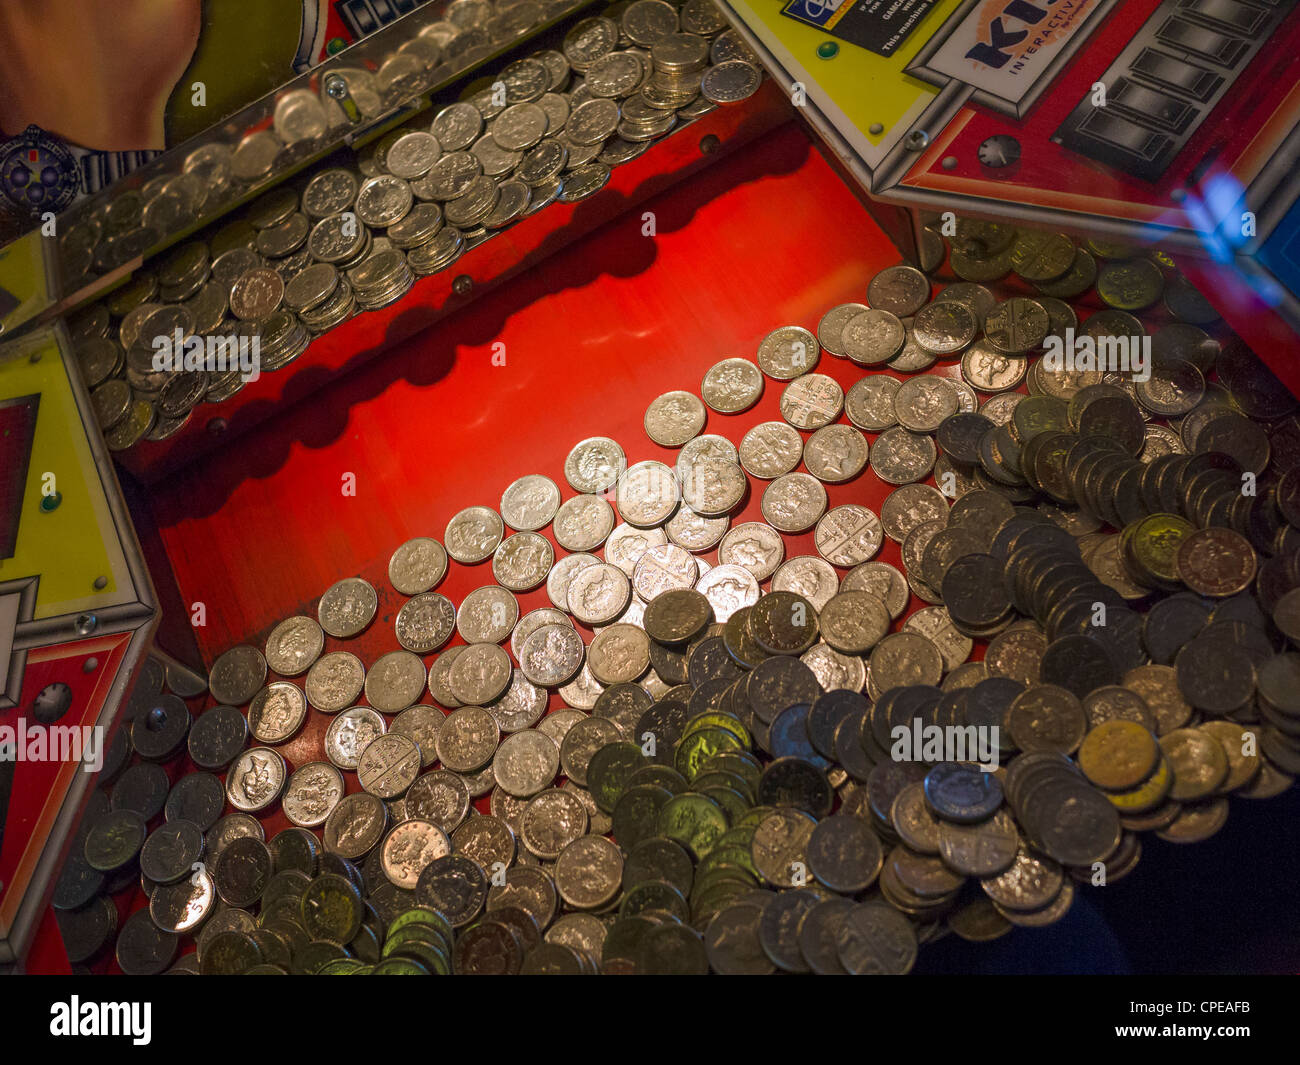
[347,247,415,310]
[645,31,709,109]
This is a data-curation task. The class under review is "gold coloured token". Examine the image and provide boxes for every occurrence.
[1097,258,1164,311]
[1105,755,1173,813]
[1078,720,1160,792]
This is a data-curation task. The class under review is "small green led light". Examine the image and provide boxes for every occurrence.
[817,41,839,59]
[40,491,62,513]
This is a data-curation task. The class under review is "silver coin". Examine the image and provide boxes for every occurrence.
[772,555,840,611]
[903,605,972,672]
[389,704,447,767]
[817,302,870,357]
[210,646,268,706]
[492,531,554,592]
[445,505,505,564]
[283,761,345,828]
[512,608,574,662]
[701,60,761,103]
[567,562,632,624]
[395,592,457,654]
[846,376,901,431]
[617,460,680,527]
[802,642,866,693]
[558,662,605,711]
[486,670,549,733]
[457,585,519,643]
[815,505,884,567]
[842,561,910,619]
[225,748,286,813]
[761,472,828,533]
[248,681,307,745]
[548,553,602,611]
[365,650,428,713]
[501,474,562,531]
[679,459,746,518]
[356,175,414,227]
[427,646,467,709]
[407,770,472,833]
[323,792,388,860]
[587,623,650,685]
[870,427,938,485]
[894,376,958,433]
[358,733,422,799]
[449,643,514,705]
[564,436,627,494]
[880,483,949,543]
[317,577,378,638]
[645,390,707,447]
[305,652,365,713]
[739,421,803,479]
[327,707,382,775]
[519,624,586,688]
[868,264,931,317]
[432,101,484,151]
[694,563,759,624]
[632,543,698,601]
[701,357,764,413]
[388,537,449,595]
[665,504,729,552]
[804,424,869,484]
[386,130,443,179]
[436,706,501,773]
[381,819,452,889]
[842,309,906,366]
[719,521,785,581]
[604,523,667,577]
[494,730,561,798]
[554,494,616,552]
[780,373,844,430]
[757,325,819,380]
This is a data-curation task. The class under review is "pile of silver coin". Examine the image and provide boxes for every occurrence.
[55,212,1300,972]
[67,0,763,454]
[54,0,582,284]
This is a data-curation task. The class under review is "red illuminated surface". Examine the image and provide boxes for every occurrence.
[57,119,1298,972]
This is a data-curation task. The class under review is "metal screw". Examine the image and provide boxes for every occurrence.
[700,134,720,155]
[74,613,97,636]
[207,417,228,436]
[453,275,473,296]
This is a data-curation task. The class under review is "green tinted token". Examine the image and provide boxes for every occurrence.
[587,741,649,813]
[199,930,263,974]
[385,934,450,974]
[706,749,764,788]
[245,964,288,974]
[702,785,749,825]
[611,784,674,850]
[300,873,364,944]
[658,791,728,858]
[675,727,742,780]
[602,914,660,963]
[388,905,453,943]
[384,922,452,959]
[372,957,432,975]
[698,843,760,880]
[319,958,366,974]
[619,878,690,920]
[636,922,709,975]
[294,940,351,974]
[623,837,695,896]
[84,809,147,873]
[626,763,689,794]
[683,711,751,749]
[694,770,755,801]
[735,805,777,830]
